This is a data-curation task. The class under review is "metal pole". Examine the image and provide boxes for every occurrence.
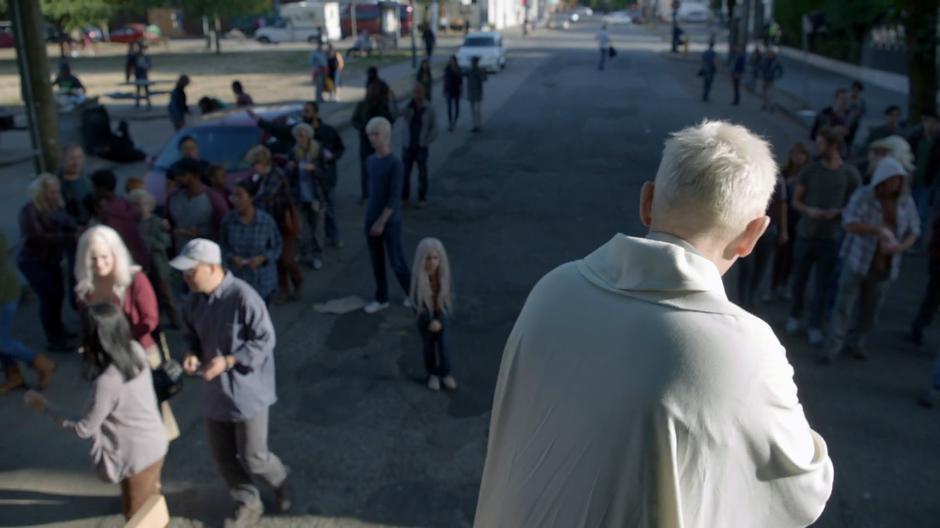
[410,0,418,68]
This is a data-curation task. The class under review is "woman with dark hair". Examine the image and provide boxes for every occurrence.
[220,181,283,303]
[416,59,432,102]
[167,74,190,131]
[23,303,168,520]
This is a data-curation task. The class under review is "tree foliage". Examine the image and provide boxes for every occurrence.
[40,0,119,31]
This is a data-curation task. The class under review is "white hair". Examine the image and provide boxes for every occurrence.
[127,188,156,214]
[74,225,141,302]
[869,135,915,172]
[28,173,64,213]
[365,116,391,145]
[410,237,454,317]
[653,120,778,236]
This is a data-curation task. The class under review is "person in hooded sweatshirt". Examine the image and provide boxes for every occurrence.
[822,157,919,362]
[475,120,834,528]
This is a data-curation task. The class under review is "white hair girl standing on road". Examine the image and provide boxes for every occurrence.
[410,237,456,392]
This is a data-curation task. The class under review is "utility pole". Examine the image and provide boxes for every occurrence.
[351,0,358,39]
[410,0,418,68]
[10,0,60,174]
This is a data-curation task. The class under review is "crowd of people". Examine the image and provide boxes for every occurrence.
[2,49,474,523]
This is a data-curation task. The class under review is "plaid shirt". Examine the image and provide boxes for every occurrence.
[840,187,920,280]
[219,209,282,300]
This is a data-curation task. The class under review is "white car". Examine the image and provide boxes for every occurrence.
[604,11,633,25]
[573,7,594,18]
[255,21,322,44]
[677,4,711,23]
[456,32,507,72]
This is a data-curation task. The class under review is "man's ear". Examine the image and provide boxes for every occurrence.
[733,215,770,258]
[639,181,655,227]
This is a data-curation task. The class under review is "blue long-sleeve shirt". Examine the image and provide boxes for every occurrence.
[182,272,277,422]
[365,152,404,227]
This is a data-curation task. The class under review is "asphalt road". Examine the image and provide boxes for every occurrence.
[1,21,939,528]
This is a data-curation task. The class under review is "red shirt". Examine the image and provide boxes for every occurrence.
[80,272,159,350]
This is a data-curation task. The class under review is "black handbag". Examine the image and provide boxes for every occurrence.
[152,332,183,402]
[608,45,617,58]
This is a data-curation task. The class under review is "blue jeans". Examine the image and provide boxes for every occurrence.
[366,221,410,303]
[17,256,68,343]
[0,300,36,367]
[789,237,840,329]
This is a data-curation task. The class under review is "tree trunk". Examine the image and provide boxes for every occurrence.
[905,0,939,121]
[11,0,60,173]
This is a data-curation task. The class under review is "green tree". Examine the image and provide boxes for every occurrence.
[902,0,939,120]
[174,0,271,54]
[40,0,116,32]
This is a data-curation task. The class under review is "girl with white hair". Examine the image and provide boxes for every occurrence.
[291,122,326,270]
[822,156,919,362]
[410,238,456,391]
[74,225,180,440]
[17,173,80,352]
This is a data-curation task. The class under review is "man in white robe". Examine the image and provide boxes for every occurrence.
[474,121,834,528]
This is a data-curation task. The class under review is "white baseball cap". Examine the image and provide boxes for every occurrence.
[169,238,222,271]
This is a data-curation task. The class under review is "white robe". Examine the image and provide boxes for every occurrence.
[474,233,834,528]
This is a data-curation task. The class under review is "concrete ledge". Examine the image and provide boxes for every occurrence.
[776,46,910,96]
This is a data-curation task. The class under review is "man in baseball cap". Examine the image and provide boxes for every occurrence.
[172,238,292,524]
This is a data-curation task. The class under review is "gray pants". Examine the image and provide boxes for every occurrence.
[470,101,482,129]
[825,268,889,357]
[206,407,287,510]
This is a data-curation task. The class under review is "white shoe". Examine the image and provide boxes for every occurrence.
[427,375,441,391]
[441,375,458,391]
[807,327,825,347]
[785,317,801,335]
[363,301,389,314]
[402,297,414,309]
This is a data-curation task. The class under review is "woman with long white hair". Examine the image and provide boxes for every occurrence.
[74,225,179,440]
[409,237,456,392]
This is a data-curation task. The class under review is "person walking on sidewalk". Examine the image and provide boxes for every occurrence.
[244,146,302,304]
[417,59,433,102]
[811,89,850,141]
[172,238,292,526]
[906,109,940,251]
[410,238,457,392]
[363,117,411,314]
[770,142,811,300]
[0,229,55,394]
[699,42,717,102]
[443,56,463,131]
[595,25,611,71]
[731,45,746,105]
[422,25,436,58]
[786,127,862,346]
[402,83,439,208]
[353,82,398,204]
[759,49,783,112]
[475,121,834,528]
[167,75,190,131]
[24,303,167,521]
[467,57,488,133]
[310,40,328,104]
[823,157,918,363]
[18,174,79,352]
[220,183,282,304]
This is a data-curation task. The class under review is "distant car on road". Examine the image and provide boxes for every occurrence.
[145,105,303,206]
[255,20,322,44]
[0,22,13,48]
[604,11,634,25]
[109,23,161,44]
[573,7,594,18]
[547,12,572,30]
[456,31,507,72]
[677,3,711,23]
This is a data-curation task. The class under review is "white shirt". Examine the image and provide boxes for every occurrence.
[596,29,611,48]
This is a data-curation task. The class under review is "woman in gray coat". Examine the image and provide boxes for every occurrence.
[24,303,168,520]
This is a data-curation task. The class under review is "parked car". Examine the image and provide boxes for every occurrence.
[455,31,506,72]
[0,22,13,48]
[604,11,633,25]
[145,105,303,206]
[255,20,322,44]
[547,12,572,30]
[677,3,711,23]
[82,26,105,42]
[573,6,594,18]
[109,23,160,44]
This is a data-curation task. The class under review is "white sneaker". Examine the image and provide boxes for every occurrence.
[785,317,802,335]
[427,375,441,391]
[441,375,458,391]
[363,301,389,314]
[807,327,825,347]
[402,297,414,309]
